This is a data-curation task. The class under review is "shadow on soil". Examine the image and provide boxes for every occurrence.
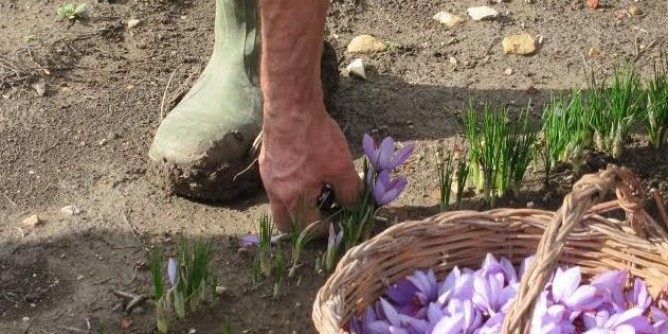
[0,227,329,334]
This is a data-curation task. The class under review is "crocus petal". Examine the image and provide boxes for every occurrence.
[380,298,401,327]
[375,175,407,206]
[631,278,651,310]
[427,302,446,323]
[499,257,518,283]
[386,279,418,306]
[389,143,415,170]
[564,285,601,311]
[552,267,581,303]
[432,312,465,334]
[583,329,613,334]
[167,258,177,287]
[363,133,379,166]
[239,233,283,247]
[377,137,396,170]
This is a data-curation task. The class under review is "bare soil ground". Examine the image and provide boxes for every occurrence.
[2,0,668,333]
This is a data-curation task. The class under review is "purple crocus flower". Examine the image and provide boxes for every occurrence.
[591,269,630,313]
[373,170,408,206]
[239,233,284,247]
[551,267,602,311]
[363,134,415,172]
[167,257,178,287]
[582,307,655,334]
[437,267,474,305]
[386,269,438,316]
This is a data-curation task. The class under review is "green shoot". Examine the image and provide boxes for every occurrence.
[256,214,274,278]
[177,237,214,310]
[465,102,537,203]
[588,66,640,158]
[272,243,286,298]
[220,317,231,334]
[646,52,668,149]
[506,108,538,198]
[608,67,640,158]
[149,246,165,300]
[438,151,455,211]
[57,3,87,20]
[454,153,470,209]
[540,89,592,185]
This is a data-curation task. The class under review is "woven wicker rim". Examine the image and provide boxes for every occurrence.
[312,164,668,334]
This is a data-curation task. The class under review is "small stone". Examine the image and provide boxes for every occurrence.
[76,274,84,280]
[502,33,537,55]
[32,83,46,97]
[61,205,83,216]
[449,56,458,66]
[588,47,601,57]
[586,0,600,9]
[127,19,141,29]
[467,6,499,21]
[433,11,465,28]
[628,5,641,16]
[188,329,197,334]
[504,68,513,75]
[527,201,535,208]
[345,58,366,80]
[22,215,43,227]
[346,35,387,53]
[22,317,30,322]
[30,303,36,308]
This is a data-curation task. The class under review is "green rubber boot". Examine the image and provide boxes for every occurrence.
[147,0,339,202]
[148,0,262,202]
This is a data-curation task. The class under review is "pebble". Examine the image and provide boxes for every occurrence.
[22,317,30,322]
[32,83,46,97]
[346,35,387,53]
[449,56,458,66]
[345,58,366,80]
[628,5,641,16]
[586,0,600,9]
[504,68,513,75]
[502,33,537,55]
[127,19,141,29]
[433,11,465,28]
[467,6,499,21]
[188,329,197,334]
[22,214,43,227]
[61,205,83,216]
[588,47,601,57]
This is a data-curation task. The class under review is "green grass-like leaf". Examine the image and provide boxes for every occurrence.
[646,52,668,149]
[438,151,455,211]
[149,246,165,300]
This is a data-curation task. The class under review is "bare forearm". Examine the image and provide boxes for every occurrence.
[259,0,329,120]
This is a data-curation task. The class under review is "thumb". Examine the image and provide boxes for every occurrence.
[327,162,364,210]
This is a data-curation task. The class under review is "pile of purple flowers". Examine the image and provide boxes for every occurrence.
[363,134,415,207]
[348,253,668,334]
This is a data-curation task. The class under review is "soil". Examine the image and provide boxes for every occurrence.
[1,0,668,333]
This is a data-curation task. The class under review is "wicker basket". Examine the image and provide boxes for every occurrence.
[312,164,668,334]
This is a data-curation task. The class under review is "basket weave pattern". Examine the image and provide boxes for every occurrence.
[312,165,668,334]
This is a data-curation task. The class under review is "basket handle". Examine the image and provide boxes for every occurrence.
[501,164,650,334]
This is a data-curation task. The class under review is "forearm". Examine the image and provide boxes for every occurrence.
[259,0,329,123]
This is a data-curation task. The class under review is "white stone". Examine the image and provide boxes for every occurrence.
[467,6,499,21]
[433,12,465,28]
[345,58,366,79]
